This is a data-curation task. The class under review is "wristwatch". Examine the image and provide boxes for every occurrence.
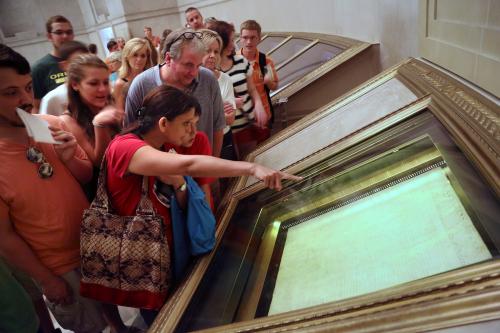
[176,181,187,192]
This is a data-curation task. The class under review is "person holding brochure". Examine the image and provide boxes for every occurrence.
[0,44,108,332]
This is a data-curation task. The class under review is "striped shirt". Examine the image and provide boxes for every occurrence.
[223,54,255,132]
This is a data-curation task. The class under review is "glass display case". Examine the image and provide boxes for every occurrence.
[256,35,287,54]
[264,37,311,67]
[274,41,343,93]
[237,32,379,131]
[150,59,500,333]
[259,33,371,100]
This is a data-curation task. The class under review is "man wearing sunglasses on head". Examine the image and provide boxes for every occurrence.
[125,28,225,158]
[0,44,108,332]
[32,15,75,111]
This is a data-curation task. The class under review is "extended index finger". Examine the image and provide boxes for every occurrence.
[280,172,303,182]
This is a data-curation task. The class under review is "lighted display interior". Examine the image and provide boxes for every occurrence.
[269,167,492,314]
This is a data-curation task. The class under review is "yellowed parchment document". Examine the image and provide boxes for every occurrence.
[268,168,491,315]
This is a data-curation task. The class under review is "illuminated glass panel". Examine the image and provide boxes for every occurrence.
[268,38,312,66]
[257,36,287,53]
[275,42,343,91]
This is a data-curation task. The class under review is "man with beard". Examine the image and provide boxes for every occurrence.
[0,44,107,333]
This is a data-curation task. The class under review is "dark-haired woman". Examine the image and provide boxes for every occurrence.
[94,85,299,325]
[61,53,122,198]
[208,20,266,157]
[61,54,122,168]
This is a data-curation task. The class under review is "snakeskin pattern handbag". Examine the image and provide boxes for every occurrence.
[80,158,171,310]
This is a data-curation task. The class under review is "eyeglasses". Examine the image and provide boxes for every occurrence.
[51,29,74,36]
[26,147,53,179]
[170,31,203,46]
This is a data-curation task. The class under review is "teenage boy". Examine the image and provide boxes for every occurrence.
[32,15,75,109]
[39,40,89,116]
[238,20,279,141]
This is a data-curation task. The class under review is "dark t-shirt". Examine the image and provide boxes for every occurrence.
[32,54,66,100]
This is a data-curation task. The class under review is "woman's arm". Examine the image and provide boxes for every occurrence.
[50,127,93,184]
[113,79,125,111]
[60,110,120,167]
[89,106,123,166]
[77,106,123,167]
[128,145,301,191]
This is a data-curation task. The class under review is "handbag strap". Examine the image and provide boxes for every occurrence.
[135,175,156,215]
[91,151,156,216]
[91,155,112,211]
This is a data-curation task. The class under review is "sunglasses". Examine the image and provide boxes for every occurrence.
[153,179,173,208]
[169,31,203,47]
[26,147,54,179]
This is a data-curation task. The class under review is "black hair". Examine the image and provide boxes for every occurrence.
[206,20,234,52]
[107,39,118,51]
[0,44,31,75]
[88,43,98,54]
[124,85,201,136]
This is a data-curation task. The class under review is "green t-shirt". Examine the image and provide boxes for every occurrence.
[32,53,66,100]
[0,260,39,333]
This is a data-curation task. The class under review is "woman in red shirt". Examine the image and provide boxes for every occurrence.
[97,85,300,326]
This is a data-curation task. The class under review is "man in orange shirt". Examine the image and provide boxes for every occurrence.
[0,44,107,333]
[238,19,279,142]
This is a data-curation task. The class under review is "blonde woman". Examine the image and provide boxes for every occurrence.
[113,38,152,111]
[199,28,237,160]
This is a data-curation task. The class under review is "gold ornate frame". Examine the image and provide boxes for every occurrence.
[150,58,500,332]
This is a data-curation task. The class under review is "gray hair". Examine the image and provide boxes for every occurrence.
[107,51,122,63]
[162,28,206,60]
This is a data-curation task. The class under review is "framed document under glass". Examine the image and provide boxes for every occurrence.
[150,58,500,333]
[174,111,499,332]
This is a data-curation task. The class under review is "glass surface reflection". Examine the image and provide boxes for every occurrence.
[175,112,500,332]
[275,42,343,93]
[258,36,287,53]
[268,38,312,66]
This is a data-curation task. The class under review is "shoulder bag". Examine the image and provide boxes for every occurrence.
[80,158,171,310]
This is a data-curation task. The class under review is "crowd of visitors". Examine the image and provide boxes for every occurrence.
[0,7,294,333]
